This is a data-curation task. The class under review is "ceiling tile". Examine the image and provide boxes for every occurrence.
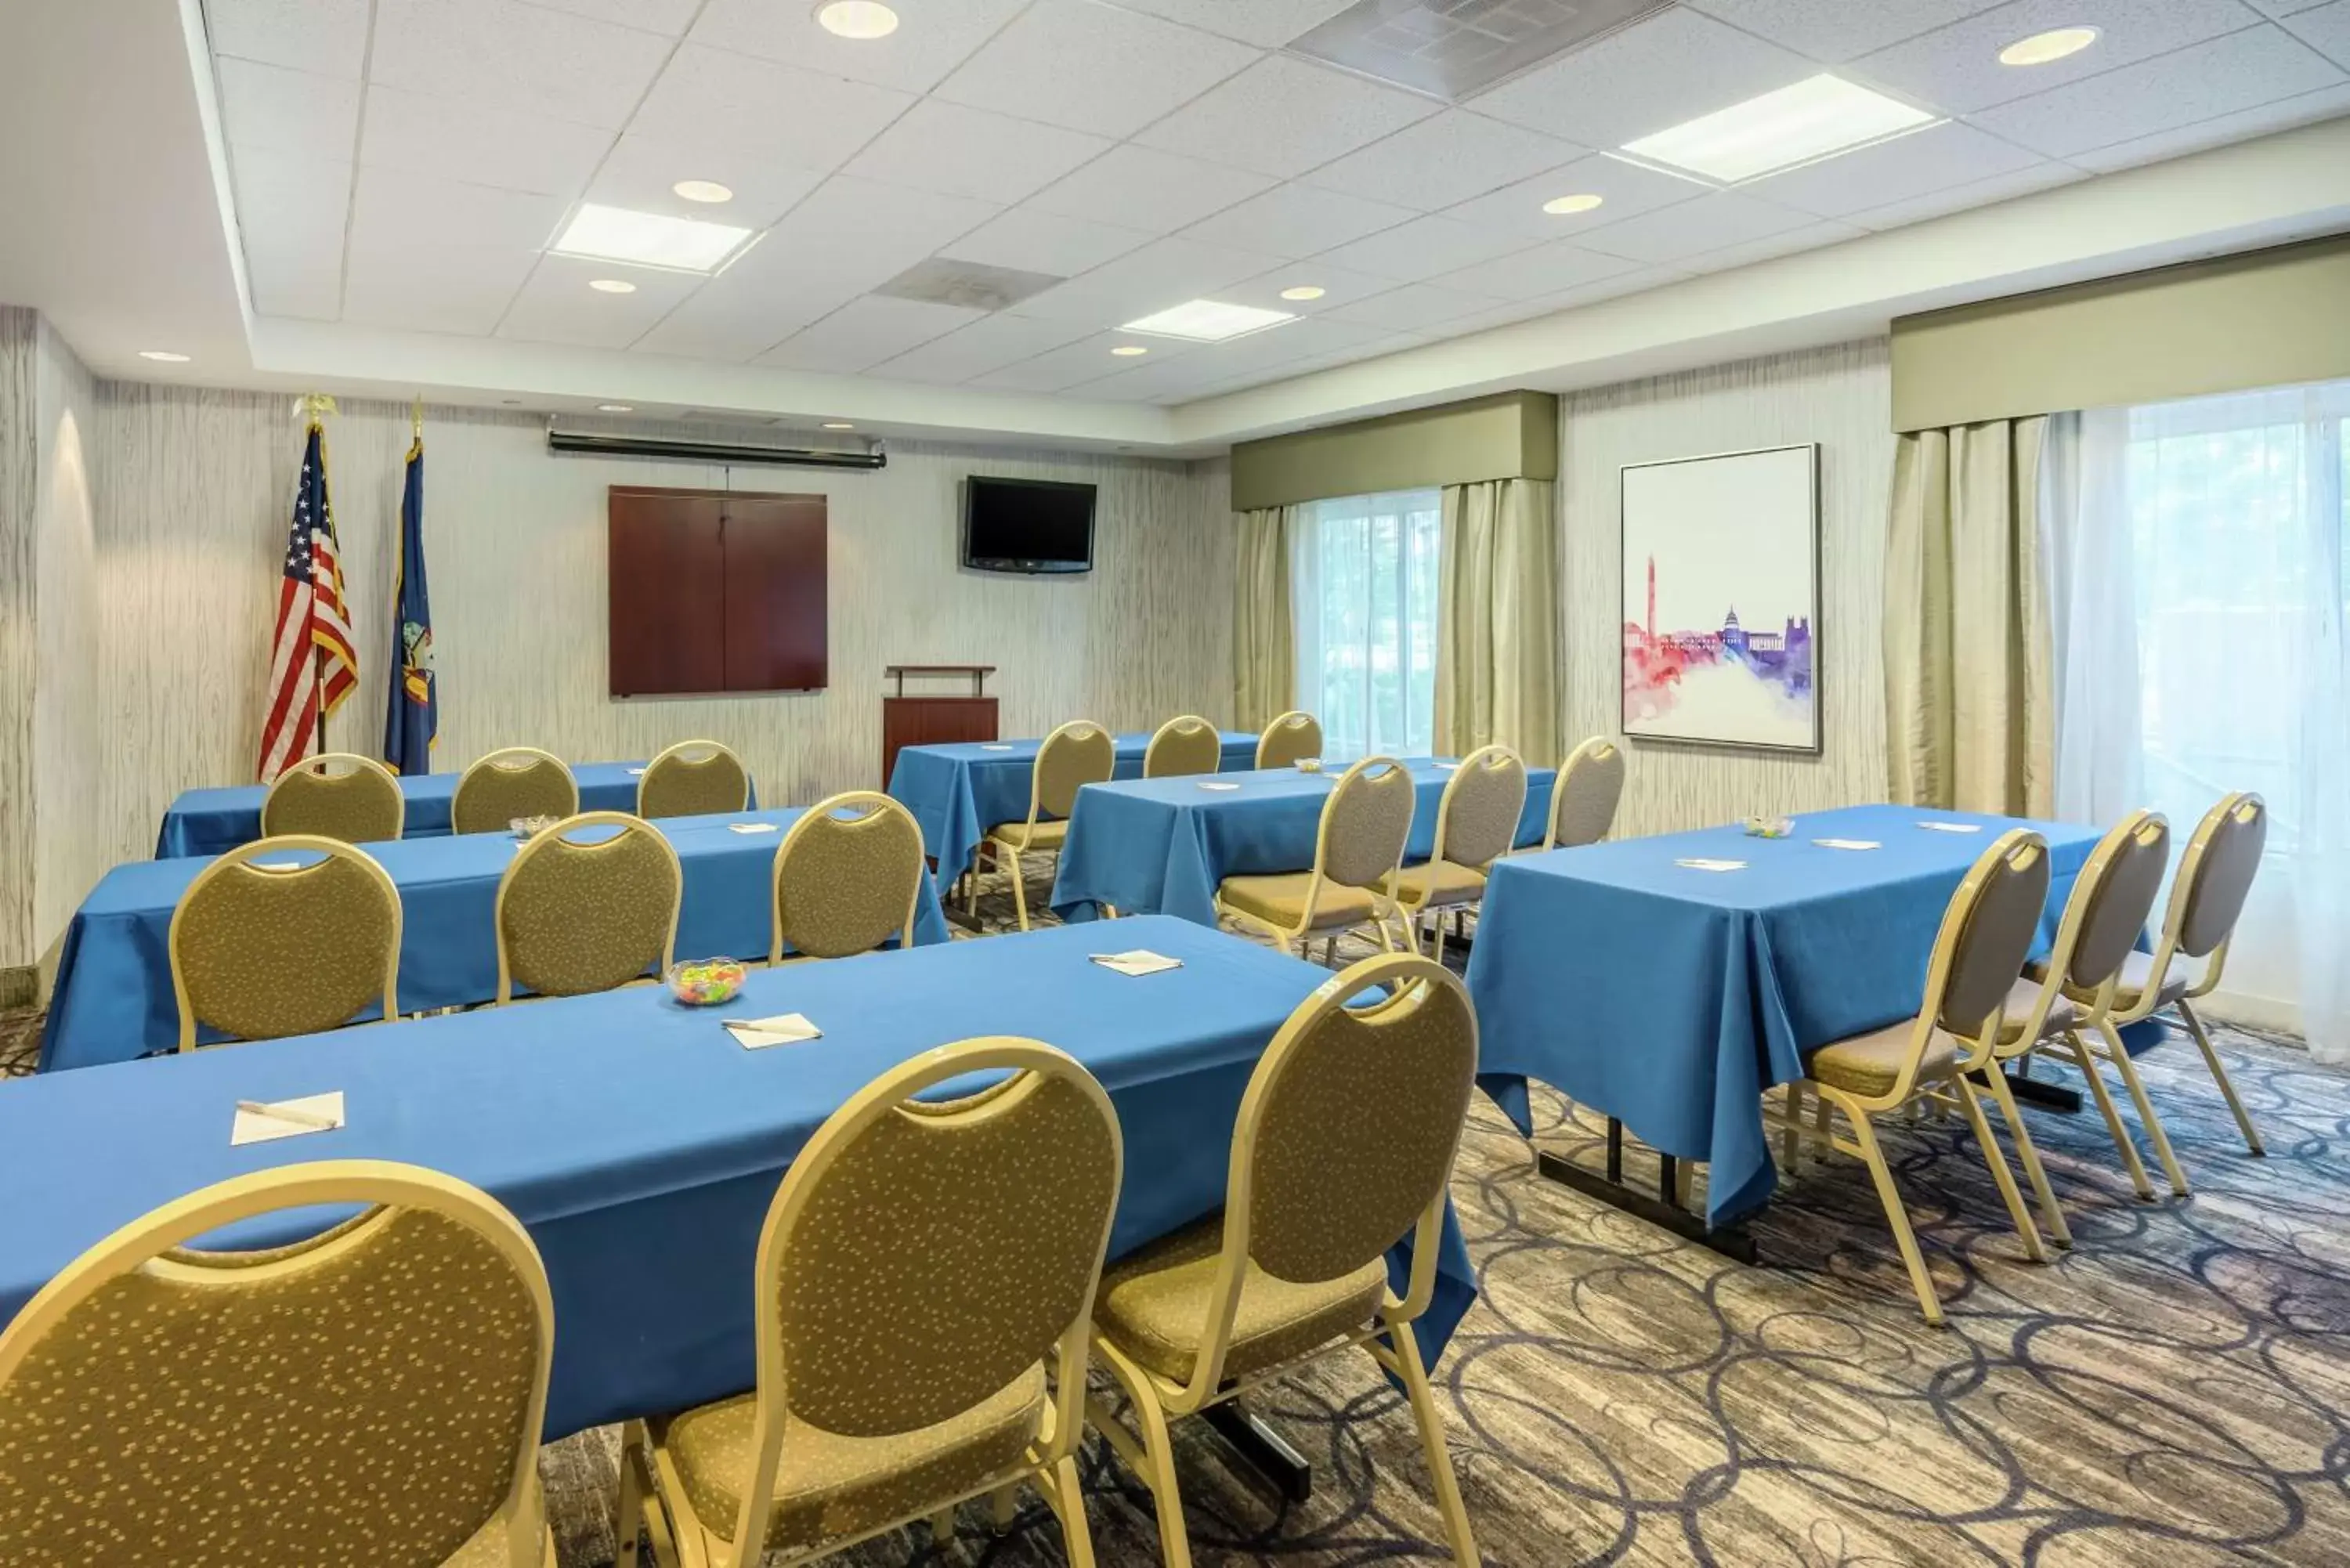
[360,86,613,197]
[1429,241,1643,301]
[2247,0,2337,14]
[583,134,827,229]
[230,147,350,320]
[1133,56,1440,179]
[1438,152,1712,241]
[1850,0,2265,115]
[524,0,703,33]
[1734,121,2044,218]
[1970,26,2345,158]
[1467,8,1817,148]
[1006,235,1282,323]
[934,0,1261,138]
[1177,314,1396,378]
[974,331,1200,393]
[690,0,1032,93]
[215,57,360,150]
[497,254,707,348]
[1680,1,2007,62]
[343,240,537,334]
[1021,145,1277,233]
[1574,191,1818,262]
[1098,0,1358,47]
[870,313,1101,383]
[205,0,371,78]
[2062,78,2350,171]
[1179,184,1418,258]
[1214,263,1416,315]
[1437,266,1687,331]
[630,45,917,176]
[759,296,989,374]
[842,100,1112,204]
[1840,157,2082,229]
[1679,217,1867,272]
[1323,282,1511,331]
[369,0,671,130]
[1303,112,1589,211]
[1316,215,1538,282]
[1434,294,1583,336]
[349,166,569,254]
[940,208,1155,276]
[2283,0,2350,67]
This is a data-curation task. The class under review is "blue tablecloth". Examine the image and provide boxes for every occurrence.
[888,732,1257,883]
[153,762,760,858]
[1050,759,1557,926]
[1464,804,2141,1227]
[0,917,1477,1440]
[42,807,946,1073]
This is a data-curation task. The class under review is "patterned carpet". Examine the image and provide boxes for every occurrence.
[9,869,2348,1567]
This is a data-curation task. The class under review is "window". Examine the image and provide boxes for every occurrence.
[1290,489,1442,763]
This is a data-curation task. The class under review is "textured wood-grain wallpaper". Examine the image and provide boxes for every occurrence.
[0,309,34,968]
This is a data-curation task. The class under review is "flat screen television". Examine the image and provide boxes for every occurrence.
[962,476,1096,575]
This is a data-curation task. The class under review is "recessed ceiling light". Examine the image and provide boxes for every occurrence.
[1278,285,1326,302]
[1998,26,2099,67]
[1542,193,1605,215]
[588,278,638,294]
[1110,345,1150,357]
[822,421,856,429]
[138,349,191,363]
[1121,299,1296,343]
[816,1,898,39]
[554,203,754,273]
[1620,74,1936,185]
[597,403,634,413]
[671,179,734,204]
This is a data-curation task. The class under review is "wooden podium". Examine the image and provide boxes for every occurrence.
[881,665,997,787]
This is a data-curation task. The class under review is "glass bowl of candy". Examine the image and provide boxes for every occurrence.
[667,958,746,1007]
[1742,815,1795,839]
[1293,757,1325,774]
[510,815,560,840]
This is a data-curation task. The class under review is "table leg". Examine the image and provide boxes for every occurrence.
[2004,1053,2083,1114]
[1202,1400,1313,1502]
[1538,1119,1759,1265]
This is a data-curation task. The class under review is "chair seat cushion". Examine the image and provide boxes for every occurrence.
[444,1473,553,1567]
[1217,872,1378,933]
[2000,977,2077,1041]
[2027,949,2198,1010]
[1395,859,1487,909]
[989,818,1068,852]
[656,1364,1045,1551]
[1808,1017,1961,1098]
[1093,1215,1386,1386]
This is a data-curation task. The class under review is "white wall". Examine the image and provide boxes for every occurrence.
[0,308,32,970]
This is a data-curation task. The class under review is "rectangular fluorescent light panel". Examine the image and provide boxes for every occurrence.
[1621,74,1936,184]
[551,203,753,273]
[1120,299,1296,342]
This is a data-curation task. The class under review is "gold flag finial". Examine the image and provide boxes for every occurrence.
[411,396,424,440]
[292,392,338,425]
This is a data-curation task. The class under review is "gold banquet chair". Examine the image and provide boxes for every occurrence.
[451,746,580,836]
[1397,745,1527,962]
[977,720,1115,932]
[638,739,752,819]
[1544,736,1626,851]
[1253,710,1322,770]
[1089,953,1482,1568]
[1216,754,1415,962]
[770,791,927,963]
[616,1038,1123,1568]
[1143,715,1223,779]
[261,750,405,843]
[494,811,682,1003]
[169,835,402,1050]
[0,1158,559,1568]
[1769,830,2056,1325]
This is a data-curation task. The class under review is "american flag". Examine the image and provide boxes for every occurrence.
[257,420,360,782]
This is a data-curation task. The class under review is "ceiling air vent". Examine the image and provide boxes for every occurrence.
[873,258,1065,313]
[1288,0,1671,102]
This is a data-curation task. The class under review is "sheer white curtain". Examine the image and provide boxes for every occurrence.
[2051,380,2350,1062]
[1291,489,1442,764]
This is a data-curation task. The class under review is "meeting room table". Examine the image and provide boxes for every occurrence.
[1050,757,1556,925]
[152,760,761,858]
[888,729,1257,887]
[41,805,945,1073]
[1463,803,2160,1253]
[0,916,1479,1453]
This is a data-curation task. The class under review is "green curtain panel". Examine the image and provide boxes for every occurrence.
[1882,417,2055,816]
[1231,505,1296,734]
[1434,479,1560,765]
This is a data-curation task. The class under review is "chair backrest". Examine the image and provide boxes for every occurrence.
[1430,745,1527,871]
[1314,754,1415,892]
[261,752,404,844]
[1144,715,1223,779]
[771,792,926,962]
[1545,736,1625,851]
[2165,792,2266,960]
[2001,811,2167,1049]
[637,739,750,819]
[1028,721,1115,821]
[495,811,681,1001]
[0,1160,553,1568]
[1255,710,1322,771]
[450,746,579,836]
[735,1039,1122,1548]
[169,836,402,1050]
[1930,829,2052,1043]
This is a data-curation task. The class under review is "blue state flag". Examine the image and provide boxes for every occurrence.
[383,430,436,773]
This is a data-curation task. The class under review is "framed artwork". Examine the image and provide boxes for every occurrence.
[1619,443,1821,754]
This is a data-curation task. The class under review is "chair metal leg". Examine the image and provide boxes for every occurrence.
[1039,1455,1098,1568]
[1952,1074,2046,1263]
[2061,1028,2154,1199]
[931,1505,958,1544]
[614,1421,648,1568]
[990,1483,1020,1534]
[1978,1064,2073,1249]
[2177,999,2265,1156]
[1006,847,1031,931]
[1384,1315,1482,1566]
[1094,1346,1196,1568]
[967,845,985,918]
[1810,1087,1831,1163]
[2098,1017,2189,1197]
[1837,1093,1943,1325]
[1321,935,1337,965]
[1430,918,1446,966]
[1782,1082,1807,1170]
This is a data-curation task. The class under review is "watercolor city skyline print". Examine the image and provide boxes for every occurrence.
[1620,444,1820,753]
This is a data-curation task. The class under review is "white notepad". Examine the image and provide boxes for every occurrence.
[1917,821,1983,833]
[981,743,1015,751]
[1676,858,1747,873]
[232,1092,345,1146]
[1197,782,1241,792]
[725,1013,822,1050]
[250,860,302,871]
[1090,950,1183,976]
[1434,761,1459,771]
[728,822,778,835]
[625,766,645,776]
[1813,839,1882,851]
